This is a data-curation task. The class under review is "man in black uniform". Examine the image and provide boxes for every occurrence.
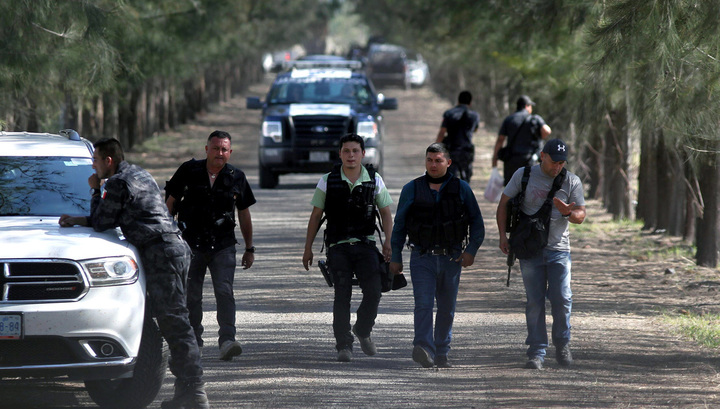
[166,130,256,361]
[492,95,552,185]
[435,90,481,182]
[59,138,207,409]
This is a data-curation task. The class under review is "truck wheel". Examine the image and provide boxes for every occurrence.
[84,311,168,409]
[259,165,279,189]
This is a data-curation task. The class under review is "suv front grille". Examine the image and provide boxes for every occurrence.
[293,115,351,141]
[1,261,86,301]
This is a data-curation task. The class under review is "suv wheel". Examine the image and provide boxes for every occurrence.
[84,309,168,409]
[259,165,279,189]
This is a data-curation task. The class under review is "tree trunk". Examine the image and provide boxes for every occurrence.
[602,107,631,219]
[636,127,658,229]
[695,151,720,267]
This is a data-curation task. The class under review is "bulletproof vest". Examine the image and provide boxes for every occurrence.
[324,164,377,245]
[406,176,469,250]
[176,161,238,250]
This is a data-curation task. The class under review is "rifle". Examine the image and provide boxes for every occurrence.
[506,195,521,287]
[505,166,531,287]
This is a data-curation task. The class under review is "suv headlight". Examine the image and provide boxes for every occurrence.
[82,256,139,286]
[357,121,378,139]
[262,120,283,143]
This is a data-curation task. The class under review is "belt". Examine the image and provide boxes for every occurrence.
[418,248,449,256]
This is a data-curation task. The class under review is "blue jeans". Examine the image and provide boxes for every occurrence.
[519,249,572,360]
[409,249,462,358]
[187,245,237,347]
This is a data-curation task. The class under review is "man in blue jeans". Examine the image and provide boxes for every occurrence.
[166,130,256,361]
[496,139,586,369]
[390,143,484,368]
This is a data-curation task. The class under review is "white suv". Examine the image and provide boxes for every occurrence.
[0,130,167,408]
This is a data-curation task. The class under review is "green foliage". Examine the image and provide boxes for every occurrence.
[664,312,720,349]
[0,0,327,131]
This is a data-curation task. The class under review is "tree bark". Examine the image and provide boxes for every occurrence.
[695,151,720,267]
[602,107,631,219]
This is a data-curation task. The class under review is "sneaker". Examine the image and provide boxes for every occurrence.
[556,344,573,366]
[337,348,353,362]
[161,380,209,409]
[525,357,543,370]
[352,325,377,356]
[219,340,242,361]
[412,345,434,368]
[435,355,452,368]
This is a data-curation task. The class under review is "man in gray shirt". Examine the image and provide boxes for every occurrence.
[496,139,586,370]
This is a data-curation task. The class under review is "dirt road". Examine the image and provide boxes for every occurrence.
[4,76,719,408]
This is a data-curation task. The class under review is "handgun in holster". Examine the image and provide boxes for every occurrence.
[318,260,333,287]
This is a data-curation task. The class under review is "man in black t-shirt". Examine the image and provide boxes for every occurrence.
[492,95,552,185]
[166,130,256,362]
[435,90,481,182]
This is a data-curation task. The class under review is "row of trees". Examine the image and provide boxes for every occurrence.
[4,1,720,267]
[0,0,332,149]
[352,0,720,267]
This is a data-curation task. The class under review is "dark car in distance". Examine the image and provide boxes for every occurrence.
[365,43,410,89]
[247,58,398,188]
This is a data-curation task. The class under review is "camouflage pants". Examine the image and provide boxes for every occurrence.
[141,234,203,382]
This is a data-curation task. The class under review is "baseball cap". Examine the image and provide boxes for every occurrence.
[516,95,535,109]
[542,139,568,162]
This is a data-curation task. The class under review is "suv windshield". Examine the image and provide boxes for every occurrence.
[268,77,372,105]
[0,156,93,216]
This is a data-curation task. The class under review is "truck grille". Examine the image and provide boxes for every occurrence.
[1,261,86,302]
[293,115,351,141]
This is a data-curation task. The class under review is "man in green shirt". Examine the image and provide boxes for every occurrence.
[303,133,393,362]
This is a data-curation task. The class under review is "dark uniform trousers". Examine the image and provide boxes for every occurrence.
[140,235,203,382]
[327,242,382,351]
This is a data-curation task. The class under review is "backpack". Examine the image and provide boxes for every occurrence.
[508,166,566,259]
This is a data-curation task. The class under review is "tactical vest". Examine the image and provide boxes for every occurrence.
[406,176,469,250]
[324,164,377,245]
[176,160,239,250]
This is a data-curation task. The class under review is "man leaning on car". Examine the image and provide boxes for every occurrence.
[59,138,209,409]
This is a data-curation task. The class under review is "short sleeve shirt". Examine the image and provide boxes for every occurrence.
[499,111,547,155]
[503,164,585,251]
[310,166,392,245]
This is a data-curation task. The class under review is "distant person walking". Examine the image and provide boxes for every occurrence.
[492,95,552,185]
[166,130,256,362]
[390,143,484,368]
[435,90,480,183]
[496,139,586,370]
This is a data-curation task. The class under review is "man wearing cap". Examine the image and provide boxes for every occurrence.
[496,138,586,370]
[492,95,552,185]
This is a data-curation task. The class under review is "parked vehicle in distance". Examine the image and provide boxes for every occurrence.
[407,51,430,88]
[0,130,167,409]
[247,58,398,188]
[365,43,410,89]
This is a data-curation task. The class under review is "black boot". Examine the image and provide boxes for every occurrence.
[161,379,209,409]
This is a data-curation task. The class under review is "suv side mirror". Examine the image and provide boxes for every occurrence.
[379,97,398,110]
[246,97,263,110]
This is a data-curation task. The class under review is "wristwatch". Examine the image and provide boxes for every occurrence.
[245,246,256,253]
